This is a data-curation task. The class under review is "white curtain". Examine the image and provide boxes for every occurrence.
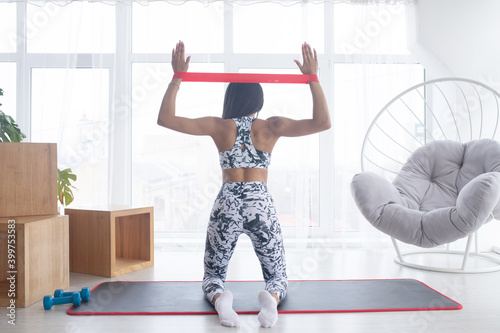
[3,0,414,4]
[0,0,419,251]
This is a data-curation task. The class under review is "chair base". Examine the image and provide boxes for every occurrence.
[391,235,500,274]
[394,250,500,274]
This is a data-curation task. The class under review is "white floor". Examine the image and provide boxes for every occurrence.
[2,243,500,333]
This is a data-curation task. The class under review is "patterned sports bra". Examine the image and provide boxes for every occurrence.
[219,116,271,170]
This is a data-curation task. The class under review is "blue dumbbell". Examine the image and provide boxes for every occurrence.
[43,292,81,310]
[54,287,91,302]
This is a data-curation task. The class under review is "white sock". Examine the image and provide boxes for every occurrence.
[214,290,240,327]
[258,290,278,328]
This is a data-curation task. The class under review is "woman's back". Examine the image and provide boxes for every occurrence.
[215,116,279,183]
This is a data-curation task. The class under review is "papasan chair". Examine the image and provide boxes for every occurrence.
[351,77,500,273]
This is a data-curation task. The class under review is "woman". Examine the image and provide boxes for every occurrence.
[157,41,330,328]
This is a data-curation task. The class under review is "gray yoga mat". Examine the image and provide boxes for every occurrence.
[67,279,461,315]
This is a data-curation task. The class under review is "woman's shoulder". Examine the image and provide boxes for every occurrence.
[252,117,280,138]
[211,117,234,126]
[212,117,236,134]
[253,116,281,130]
[254,116,276,124]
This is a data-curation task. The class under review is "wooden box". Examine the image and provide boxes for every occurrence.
[0,143,58,217]
[65,206,154,278]
[0,215,69,308]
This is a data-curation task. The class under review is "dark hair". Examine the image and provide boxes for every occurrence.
[222,83,264,119]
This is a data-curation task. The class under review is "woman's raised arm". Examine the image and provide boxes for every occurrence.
[268,43,331,137]
[157,41,222,136]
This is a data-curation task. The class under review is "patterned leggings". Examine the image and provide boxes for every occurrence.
[202,181,288,304]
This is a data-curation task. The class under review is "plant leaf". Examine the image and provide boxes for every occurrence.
[57,168,77,206]
[64,190,74,206]
[0,110,26,142]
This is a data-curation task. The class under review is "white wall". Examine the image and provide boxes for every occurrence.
[409,0,500,252]
[410,0,500,89]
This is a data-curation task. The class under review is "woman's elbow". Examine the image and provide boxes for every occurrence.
[157,116,169,128]
[319,118,331,132]
[324,119,332,130]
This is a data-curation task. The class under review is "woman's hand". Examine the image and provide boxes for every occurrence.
[294,42,318,75]
[172,41,191,73]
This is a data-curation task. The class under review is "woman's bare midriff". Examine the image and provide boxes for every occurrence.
[222,168,268,183]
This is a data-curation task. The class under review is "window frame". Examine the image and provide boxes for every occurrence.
[1,1,421,241]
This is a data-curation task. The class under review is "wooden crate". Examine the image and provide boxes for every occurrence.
[65,206,154,277]
[0,215,69,308]
[0,143,58,217]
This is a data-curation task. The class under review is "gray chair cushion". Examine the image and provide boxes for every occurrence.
[351,139,500,248]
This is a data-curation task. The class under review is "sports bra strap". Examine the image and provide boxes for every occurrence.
[219,116,271,170]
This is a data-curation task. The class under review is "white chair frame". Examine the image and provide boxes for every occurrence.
[361,77,500,273]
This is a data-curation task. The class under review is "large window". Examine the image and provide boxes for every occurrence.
[334,4,410,55]
[0,63,16,113]
[132,1,224,53]
[31,68,110,206]
[0,2,17,111]
[131,62,225,232]
[27,2,115,53]
[233,2,324,54]
[0,1,422,239]
[0,3,16,52]
[334,63,424,232]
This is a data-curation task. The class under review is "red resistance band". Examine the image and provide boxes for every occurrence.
[173,72,319,84]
